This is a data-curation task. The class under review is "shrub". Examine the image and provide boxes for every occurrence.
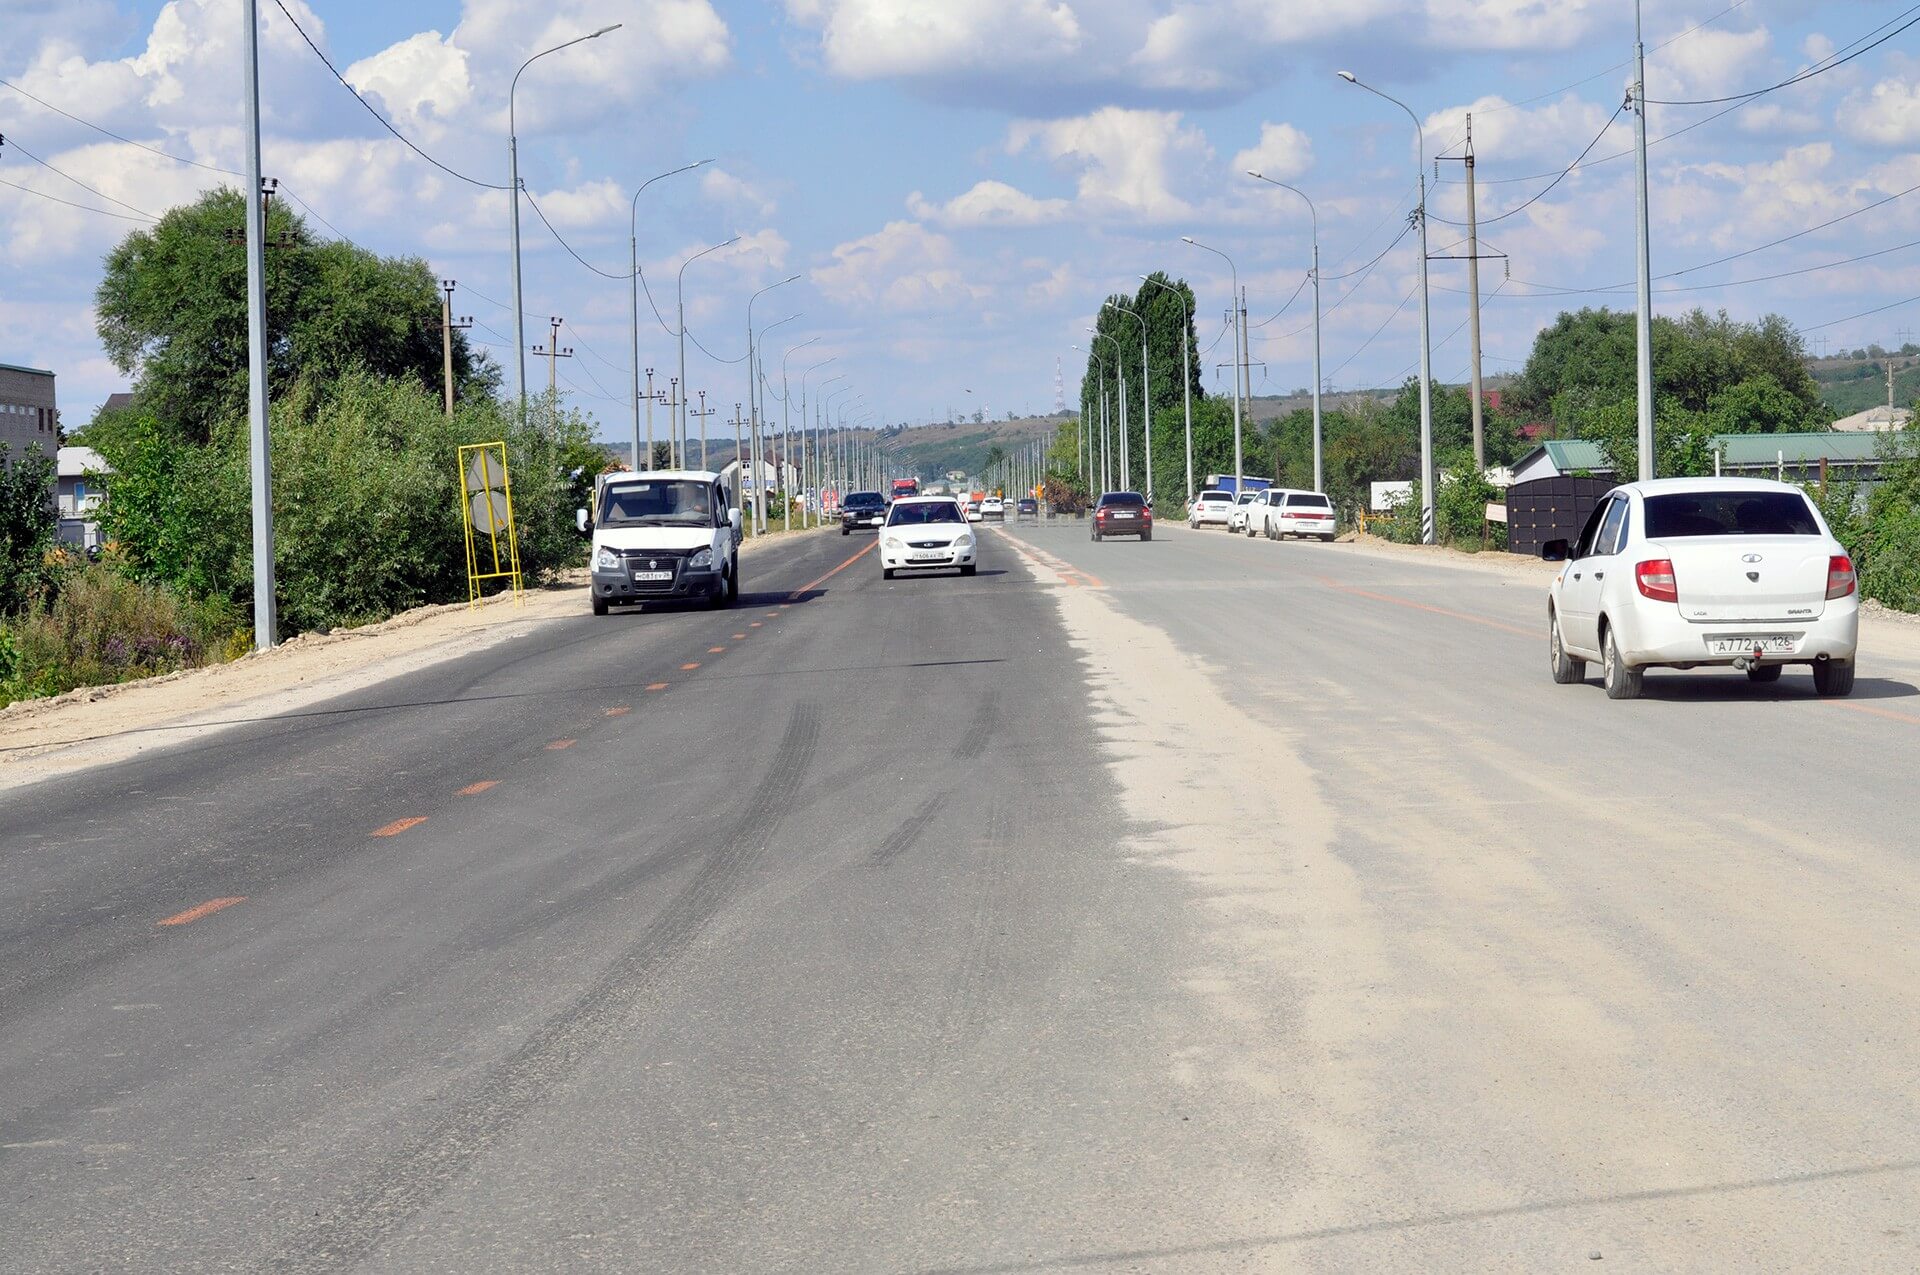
[1,442,58,614]
[1,565,244,704]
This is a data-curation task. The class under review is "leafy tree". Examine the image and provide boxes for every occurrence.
[1,443,58,614]
[95,187,490,443]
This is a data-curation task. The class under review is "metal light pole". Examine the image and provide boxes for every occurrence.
[1246,173,1324,494]
[510,24,621,425]
[629,159,711,470]
[1632,0,1656,480]
[781,337,820,531]
[1071,344,1091,483]
[1339,71,1434,543]
[1106,300,1152,504]
[1183,237,1243,497]
[1088,331,1124,491]
[676,234,739,449]
[800,359,837,528]
[1141,276,1194,508]
[242,0,275,648]
[753,311,801,532]
[745,275,799,530]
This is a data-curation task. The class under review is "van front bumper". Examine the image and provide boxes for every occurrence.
[591,564,720,603]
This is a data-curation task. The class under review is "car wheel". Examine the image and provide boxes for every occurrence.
[1092,530,1102,542]
[1746,663,1783,684]
[1322,534,1336,543]
[1548,609,1585,684]
[842,527,849,535]
[1812,659,1856,697]
[591,595,609,617]
[883,568,895,580]
[1601,624,1643,700]
[961,564,977,576]
[1141,529,1152,541]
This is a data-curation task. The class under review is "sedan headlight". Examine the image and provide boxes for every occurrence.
[594,546,620,570]
[688,547,713,569]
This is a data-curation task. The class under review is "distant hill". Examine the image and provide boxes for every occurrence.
[887,414,1070,481]
[1809,355,1920,421]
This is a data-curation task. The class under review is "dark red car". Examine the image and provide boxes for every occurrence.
[1091,492,1152,541]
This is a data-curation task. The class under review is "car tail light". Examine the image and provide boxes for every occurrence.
[1827,554,1857,599]
[1635,558,1678,603]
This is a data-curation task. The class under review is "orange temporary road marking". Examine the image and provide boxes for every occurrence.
[708,646,726,653]
[646,682,669,691]
[789,542,874,601]
[546,739,576,750]
[681,662,700,671]
[372,817,428,838]
[158,897,246,927]
[1831,700,1920,726]
[604,706,631,717]
[749,622,762,628]
[732,633,746,639]
[1317,575,1535,639]
[457,780,499,796]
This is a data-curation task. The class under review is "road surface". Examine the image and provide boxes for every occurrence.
[4,519,1918,1271]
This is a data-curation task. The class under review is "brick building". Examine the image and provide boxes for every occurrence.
[0,363,59,461]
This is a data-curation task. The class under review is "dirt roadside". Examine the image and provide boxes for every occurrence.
[0,529,821,790]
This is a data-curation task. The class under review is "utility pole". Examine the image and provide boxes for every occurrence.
[690,391,715,471]
[1239,288,1253,489]
[1464,117,1485,471]
[730,402,744,512]
[242,0,275,650]
[642,368,667,470]
[668,377,681,467]
[1632,0,1656,480]
[438,279,473,418]
[533,316,572,397]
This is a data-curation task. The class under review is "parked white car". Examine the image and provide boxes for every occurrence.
[1189,489,1237,529]
[1241,488,1293,538]
[1225,491,1263,534]
[1267,490,1338,541]
[881,495,978,578]
[1544,478,1859,699]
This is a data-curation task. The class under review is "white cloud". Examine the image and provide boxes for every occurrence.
[1648,25,1771,103]
[1233,122,1313,181]
[906,180,1070,228]
[812,221,986,311]
[701,168,778,218]
[1007,107,1211,222]
[1423,94,1627,168]
[344,32,474,140]
[784,0,1081,79]
[1841,73,1920,147]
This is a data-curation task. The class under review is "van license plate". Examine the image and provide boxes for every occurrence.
[1709,636,1798,655]
[631,570,674,582]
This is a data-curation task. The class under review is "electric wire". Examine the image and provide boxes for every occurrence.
[1428,101,1625,228]
[1647,8,1920,104]
[1,133,158,219]
[0,174,153,222]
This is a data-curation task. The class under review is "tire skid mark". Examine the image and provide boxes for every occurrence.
[953,687,1001,760]
[939,793,1013,1043]
[266,702,822,1273]
[868,793,949,868]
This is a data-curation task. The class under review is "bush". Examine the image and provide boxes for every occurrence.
[0,564,245,705]
[1,442,58,614]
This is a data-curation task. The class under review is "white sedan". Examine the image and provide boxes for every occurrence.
[1225,491,1263,533]
[979,496,1006,521]
[1544,478,1859,699]
[1189,490,1237,528]
[1267,490,1338,541]
[881,495,978,578]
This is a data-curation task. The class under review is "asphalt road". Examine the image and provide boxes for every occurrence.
[5,517,1919,1271]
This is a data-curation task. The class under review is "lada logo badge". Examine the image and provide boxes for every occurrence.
[1741,553,1763,563]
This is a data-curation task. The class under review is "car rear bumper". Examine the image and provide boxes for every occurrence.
[1613,598,1860,666]
[1277,517,1336,535]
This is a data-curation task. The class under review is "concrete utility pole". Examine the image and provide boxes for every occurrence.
[509,24,621,426]
[667,377,680,467]
[752,312,801,532]
[242,0,276,650]
[1632,0,1656,481]
[690,391,714,471]
[438,280,473,418]
[676,235,740,446]
[730,402,744,512]
[642,368,667,469]
[630,160,712,471]
[1463,116,1486,472]
[533,316,572,397]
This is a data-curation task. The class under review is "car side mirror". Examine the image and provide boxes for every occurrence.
[729,508,742,532]
[575,507,591,535]
[1541,537,1569,562]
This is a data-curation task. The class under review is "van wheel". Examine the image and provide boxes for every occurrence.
[1746,663,1783,684]
[1813,659,1855,697]
[727,557,740,603]
[1548,610,1584,684]
[1602,624,1643,700]
[591,595,609,617]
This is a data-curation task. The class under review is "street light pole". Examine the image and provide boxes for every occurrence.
[629,159,712,470]
[242,0,275,649]
[1106,300,1152,504]
[1246,172,1324,494]
[1339,71,1434,543]
[510,23,621,426]
[1632,0,1656,480]
[800,359,837,529]
[1088,331,1123,492]
[753,311,801,533]
[745,274,800,531]
[676,234,740,453]
[1183,237,1243,497]
[781,337,820,532]
[1141,276,1194,508]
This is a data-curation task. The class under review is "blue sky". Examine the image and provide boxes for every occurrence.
[6,0,1920,434]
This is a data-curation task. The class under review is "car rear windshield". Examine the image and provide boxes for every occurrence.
[887,501,963,526]
[1199,492,1232,502]
[1285,494,1331,508]
[1099,493,1145,507]
[1644,491,1820,538]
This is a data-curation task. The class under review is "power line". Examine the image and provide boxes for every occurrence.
[1248,272,1311,328]
[1647,8,1920,105]
[268,0,509,191]
[0,76,243,177]
[1327,282,1418,383]
[0,174,153,222]
[1801,293,1920,333]
[1429,101,1625,229]
[1,132,158,219]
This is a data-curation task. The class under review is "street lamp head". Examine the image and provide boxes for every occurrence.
[1337,70,1357,83]
[1180,236,1196,244]
[591,23,622,37]
[1246,169,1262,179]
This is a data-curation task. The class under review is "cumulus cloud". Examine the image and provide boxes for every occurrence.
[906,180,1070,228]
[1007,107,1211,222]
[784,0,1081,79]
[812,220,986,311]
[1841,73,1920,147]
[701,168,778,219]
[344,32,474,141]
[1647,25,1771,103]
[1233,122,1313,181]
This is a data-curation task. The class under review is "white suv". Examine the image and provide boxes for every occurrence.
[1544,478,1859,699]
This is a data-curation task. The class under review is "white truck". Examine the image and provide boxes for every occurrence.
[579,469,742,615]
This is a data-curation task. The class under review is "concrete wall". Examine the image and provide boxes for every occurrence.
[0,364,58,463]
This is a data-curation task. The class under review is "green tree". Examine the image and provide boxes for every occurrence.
[95,187,490,443]
[1,443,59,614]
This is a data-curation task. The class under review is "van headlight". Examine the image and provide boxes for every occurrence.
[688,547,713,569]
[594,546,620,570]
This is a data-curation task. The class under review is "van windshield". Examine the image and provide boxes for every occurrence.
[598,480,715,527]
[1644,491,1819,537]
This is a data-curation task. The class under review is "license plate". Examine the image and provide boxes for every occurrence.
[909,553,947,562]
[1112,512,1134,519]
[1708,635,1799,655]
[631,570,673,582]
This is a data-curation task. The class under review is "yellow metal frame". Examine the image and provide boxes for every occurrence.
[458,441,524,609]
